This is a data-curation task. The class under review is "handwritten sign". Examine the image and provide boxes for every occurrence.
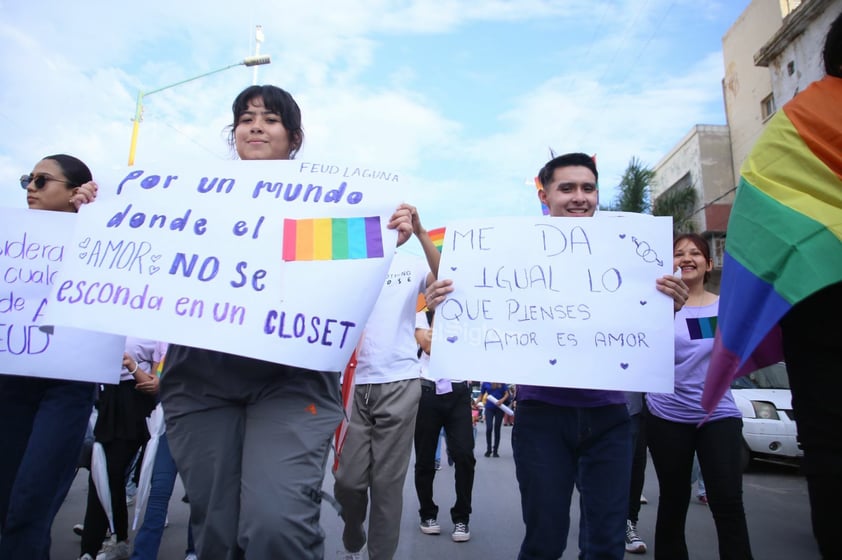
[1,208,124,383]
[428,214,675,392]
[44,160,403,372]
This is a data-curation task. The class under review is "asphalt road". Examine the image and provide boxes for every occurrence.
[51,426,819,559]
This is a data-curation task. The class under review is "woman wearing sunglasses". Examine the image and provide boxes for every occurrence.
[0,154,97,559]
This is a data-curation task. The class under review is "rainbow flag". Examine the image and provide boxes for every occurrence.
[703,76,842,412]
[534,177,550,216]
[282,217,384,261]
[428,227,445,252]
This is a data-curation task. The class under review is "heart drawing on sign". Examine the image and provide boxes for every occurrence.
[78,237,91,259]
[450,266,457,271]
[620,363,629,370]
[150,254,161,262]
[149,266,160,275]
[639,300,647,306]
[549,359,557,365]
[619,233,626,239]
[446,336,458,343]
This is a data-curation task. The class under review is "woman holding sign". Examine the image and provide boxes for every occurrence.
[159,85,413,560]
[645,233,753,559]
[0,154,98,559]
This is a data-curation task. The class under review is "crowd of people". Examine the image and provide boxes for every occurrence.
[1,10,840,559]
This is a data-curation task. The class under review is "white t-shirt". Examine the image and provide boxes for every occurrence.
[120,337,166,382]
[355,252,430,384]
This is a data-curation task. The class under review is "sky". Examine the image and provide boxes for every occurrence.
[0,0,751,252]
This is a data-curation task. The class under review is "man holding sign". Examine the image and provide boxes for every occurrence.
[424,153,688,559]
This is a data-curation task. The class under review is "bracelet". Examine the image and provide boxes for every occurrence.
[128,363,139,375]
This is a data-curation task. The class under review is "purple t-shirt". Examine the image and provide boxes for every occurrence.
[647,299,741,423]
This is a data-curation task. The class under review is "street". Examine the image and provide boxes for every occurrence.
[51,426,819,559]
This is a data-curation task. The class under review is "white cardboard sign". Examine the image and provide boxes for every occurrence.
[44,159,403,372]
[1,208,124,383]
[429,214,675,392]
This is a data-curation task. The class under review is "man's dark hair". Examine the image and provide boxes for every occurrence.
[537,152,598,189]
[824,10,842,77]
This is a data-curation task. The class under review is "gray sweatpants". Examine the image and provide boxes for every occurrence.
[333,378,421,560]
[163,362,342,560]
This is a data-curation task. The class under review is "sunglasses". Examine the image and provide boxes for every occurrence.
[20,174,76,190]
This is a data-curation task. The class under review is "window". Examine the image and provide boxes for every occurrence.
[761,94,776,121]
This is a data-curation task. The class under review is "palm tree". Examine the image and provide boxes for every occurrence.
[653,184,699,233]
[612,157,654,213]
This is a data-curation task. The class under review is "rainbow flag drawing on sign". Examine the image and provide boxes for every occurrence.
[703,76,842,412]
[282,217,384,261]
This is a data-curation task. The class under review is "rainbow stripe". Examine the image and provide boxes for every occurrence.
[282,217,384,261]
[703,76,842,411]
[534,177,550,216]
[428,227,445,252]
[686,316,717,340]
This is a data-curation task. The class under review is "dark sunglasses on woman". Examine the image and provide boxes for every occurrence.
[20,174,76,190]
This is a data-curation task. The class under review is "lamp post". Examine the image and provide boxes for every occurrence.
[127,55,271,165]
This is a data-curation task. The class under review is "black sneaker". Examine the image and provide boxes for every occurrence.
[420,518,441,535]
[484,451,491,457]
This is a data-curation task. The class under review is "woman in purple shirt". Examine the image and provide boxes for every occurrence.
[646,233,753,560]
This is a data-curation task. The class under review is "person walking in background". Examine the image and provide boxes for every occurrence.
[478,382,509,458]
[0,154,98,560]
[624,391,648,554]
[413,309,476,543]
[78,338,161,560]
[647,233,753,560]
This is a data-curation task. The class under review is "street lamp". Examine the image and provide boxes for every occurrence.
[127,55,271,165]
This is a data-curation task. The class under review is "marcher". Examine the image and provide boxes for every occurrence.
[413,310,476,543]
[159,85,414,560]
[334,211,440,560]
[624,391,648,554]
[646,233,753,560]
[424,152,689,559]
[704,13,842,558]
[0,154,98,560]
[478,382,509,458]
[79,338,161,560]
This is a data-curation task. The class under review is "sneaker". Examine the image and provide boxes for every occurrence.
[338,546,365,560]
[79,555,95,560]
[484,450,491,457]
[452,522,471,542]
[698,494,708,505]
[640,494,648,504]
[96,539,130,560]
[625,520,647,554]
[420,518,441,535]
[185,554,198,560]
[492,451,500,458]
[73,523,84,536]
[434,460,441,470]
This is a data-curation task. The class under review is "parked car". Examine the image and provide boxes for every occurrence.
[730,362,802,470]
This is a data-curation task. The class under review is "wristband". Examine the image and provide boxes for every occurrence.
[128,363,139,375]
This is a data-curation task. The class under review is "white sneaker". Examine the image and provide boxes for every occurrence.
[452,522,471,542]
[338,546,365,559]
[79,555,95,560]
[185,554,198,560]
[625,520,647,554]
[96,539,130,560]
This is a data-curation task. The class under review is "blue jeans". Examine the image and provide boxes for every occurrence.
[0,376,94,560]
[513,401,631,560]
[130,433,194,559]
